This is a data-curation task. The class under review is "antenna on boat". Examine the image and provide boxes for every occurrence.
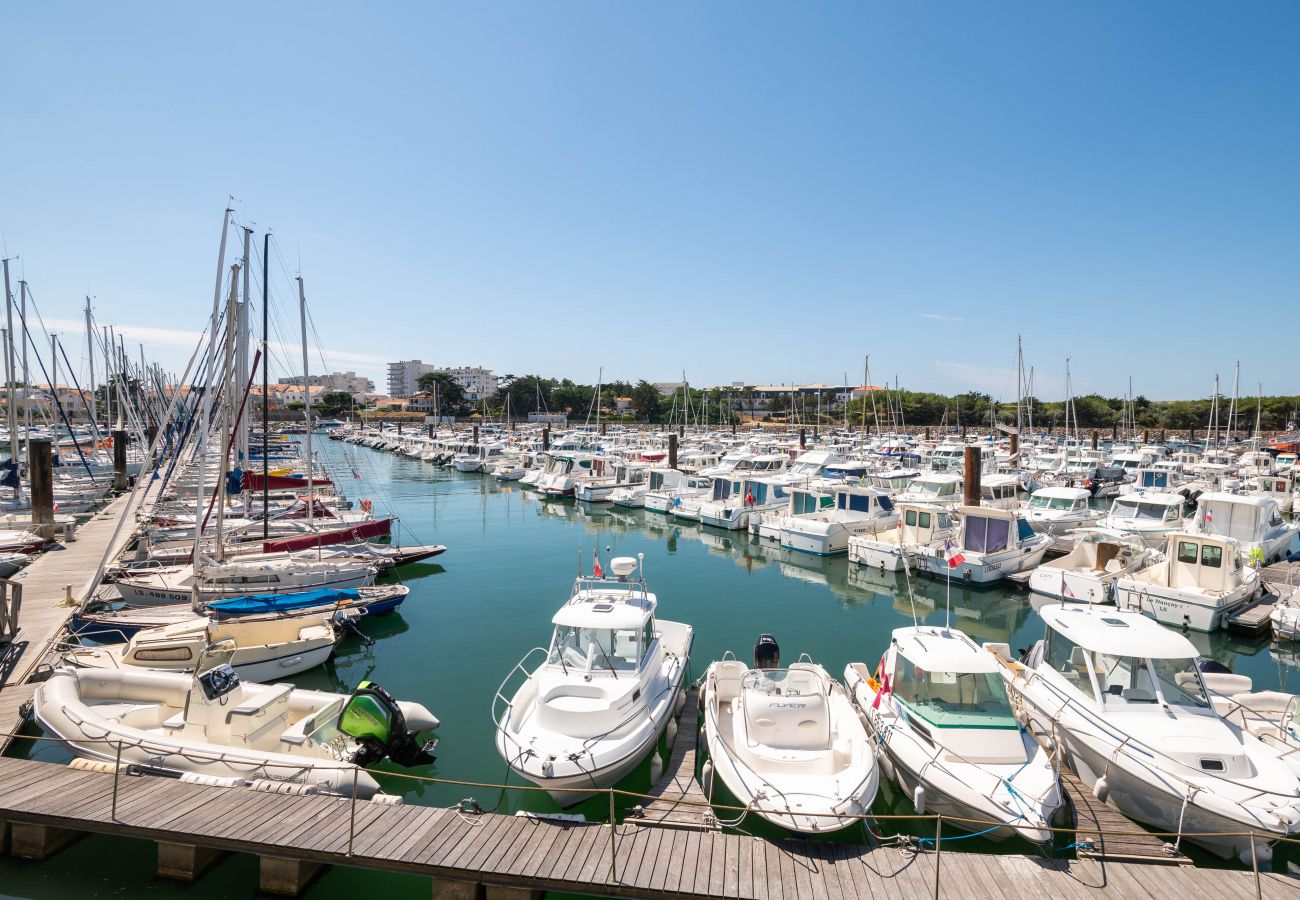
[900,551,920,629]
[944,554,953,633]
[637,551,645,582]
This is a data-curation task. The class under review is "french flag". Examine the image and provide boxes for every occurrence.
[944,537,965,568]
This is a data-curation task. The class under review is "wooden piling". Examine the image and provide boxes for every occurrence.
[542,427,550,451]
[799,428,806,449]
[963,446,982,507]
[925,426,931,440]
[157,841,226,881]
[431,879,482,900]
[1009,432,1019,456]
[428,423,434,438]
[668,433,678,470]
[599,422,607,436]
[9,823,83,860]
[113,429,129,490]
[1143,430,1150,443]
[1090,430,1098,451]
[473,425,479,445]
[28,438,54,529]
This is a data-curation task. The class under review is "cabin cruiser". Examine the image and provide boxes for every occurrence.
[844,627,1062,842]
[699,476,789,531]
[574,461,649,504]
[1000,605,1300,863]
[1243,473,1297,515]
[1113,532,1260,632]
[493,555,693,805]
[1192,493,1297,564]
[772,485,898,556]
[848,503,957,572]
[537,453,597,497]
[978,474,1021,510]
[617,468,686,509]
[701,636,878,833]
[913,506,1052,585]
[645,473,712,515]
[1118,463,1187,496]
[1023,487,1103,535]
[1028,530,1158,604]
[895,473,963,509]
[35,642,438,800]
[1098,492,1187,548]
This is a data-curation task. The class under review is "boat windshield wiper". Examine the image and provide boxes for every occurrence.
[597,639,620,680]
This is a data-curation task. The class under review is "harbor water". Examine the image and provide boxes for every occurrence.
[5,437,1299,897]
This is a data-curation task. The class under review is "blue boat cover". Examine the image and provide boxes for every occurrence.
[206,587,361,616]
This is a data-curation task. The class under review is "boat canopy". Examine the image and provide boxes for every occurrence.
[891,627,997,674]
[1040,604,1196,659]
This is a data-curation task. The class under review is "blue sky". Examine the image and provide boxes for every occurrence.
[3,1,1297,400]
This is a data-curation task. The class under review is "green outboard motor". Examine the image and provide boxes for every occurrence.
[338,681,438,768]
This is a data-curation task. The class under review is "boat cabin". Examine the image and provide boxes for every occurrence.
[1026,487,1091,514]
[900,473,962,505]
[898,503,956,544]
[1194,493,1287,551]
[832,485,894,516]
[788,488,835,517]
[979,474,1020,509]
[1160,533,1247,594]
[886,627,1019,733]
[1105,493,1185,526]
[870,469,920,492]
[956,506,1036,557]
[548,559,658,676]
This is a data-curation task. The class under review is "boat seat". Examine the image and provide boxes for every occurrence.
[712,661,746,704]
[744,689,830,751]
[226,683,293,731]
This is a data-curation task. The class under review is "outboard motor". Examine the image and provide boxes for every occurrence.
[753,634,780,669]
[339,681,439,768]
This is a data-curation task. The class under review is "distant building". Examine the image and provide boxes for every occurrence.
[440,366,498,402]
[528,412,568,425]
[283,371,375,393]
[614,396,633,412]
[654,381,685,395]
[387,360,438,398]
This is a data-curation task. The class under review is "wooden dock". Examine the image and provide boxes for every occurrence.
[1226,591,1278,635]
[1259,559,1299,590]
[1058,761,1191,866]
[635,684,718,831]
[0,755,1292,898]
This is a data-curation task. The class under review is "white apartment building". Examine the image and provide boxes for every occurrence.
[441,366,498,402]
[387,359,438,398]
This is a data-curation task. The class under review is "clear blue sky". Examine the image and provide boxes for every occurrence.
[4,1,1297,400]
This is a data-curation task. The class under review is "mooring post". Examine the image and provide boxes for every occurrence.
[348,768,358,856]
[799,428,806,450]
[1009,432,1019,457]
[473,425,479,445]
[112,740,122,819]
[608,789,618,882]
[542,426,550,451]
[668,432,678,470]
[932,814,943,899]
[428,423,434,438]
[1090,430,1098,451]
[963,447,981,507]
[113,429,129,490]
[29,438,54,532]
[1250,832,1261,900]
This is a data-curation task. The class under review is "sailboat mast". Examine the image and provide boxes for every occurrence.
[2,259,18,490]
[261,232,270,541]
[195,208,232,573]
[1228,361,1240,444]
[20,281,30,437]
[298,276,314,538]
[85,297,95,439]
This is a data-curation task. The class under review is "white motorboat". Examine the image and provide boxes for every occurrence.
[775,485,899,556]
[1098,491,1188,548]
[61,611,343,682]
[848,503,957,572]
[913,506,1052,585]
[700,476,789,531]
[1114,532,1260,632]
[646,474,712,515]
[895,473,963,509]
[844,627,1062,843]
[628,469,689,511]
[1028,530,1159,605]
[493,555,693,805]
[1022,487,1103,535]
[1191,492,1298,565]
[1000,604,1300,863]
[35,644,438,800]
[701,637,878,833]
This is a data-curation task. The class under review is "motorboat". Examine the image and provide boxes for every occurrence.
[701,636,878,833]
[34,642,438,800]
[1242,473,1297,516]
[1028,530,1159,605]
[895,473,963,509]
[645,473,712,515]
[1114,532,1259,632]
[1097,491,1188,548]
[112,552,378,606]
[774,485,898,556]
[1022,487,1103,535]
[60,610,343,681]
[848,503,957,572]
[612,467,682,509]
[999,604,1300,863]
[844,626,1062,842]
[574,461,649,504]
[978,474,1022,510]
[699,476,789,531]
[1191,492,1298,564]
[493,555,693,805]
[913,506,1052,585]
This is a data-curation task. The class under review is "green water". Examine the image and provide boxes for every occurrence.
[6,440,1299,896]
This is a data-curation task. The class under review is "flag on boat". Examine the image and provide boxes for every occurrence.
[1060,572,1076,599]
[593,553,603,578]
[944,537,965,568]
[1205,510,1214,524]
[744,490,754,505]
[872,672,891,709]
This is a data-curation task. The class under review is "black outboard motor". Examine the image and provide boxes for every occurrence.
[339,681,438,768]
[754,634,780,669]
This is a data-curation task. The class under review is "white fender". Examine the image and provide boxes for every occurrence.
[701,760,714,798]
[913,785,926,815]
[667,719,678,746]
[650,752,664,783]
[1093,775,1109,804]
[675,690,687,715]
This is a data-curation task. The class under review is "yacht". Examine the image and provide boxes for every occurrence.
[1001,604,1300,863]
[1028,530,1158,604]
[701,636,878,833]
[1191,492,1298,564]
[1113,532,1260,632]
[844,627,1062,843]
[493,555,693,805]
[618,468,686,509]
[645,473,712,515]
[895,473,963,509]
[775,485,898,556]
[913,506,1052,585]
[1098,491,1187,548]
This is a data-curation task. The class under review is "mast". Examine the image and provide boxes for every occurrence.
[297,276,315,540]
[1015,335,1023,436]
[2,259,18,492]
[215,263,239,561]
[261,232,270,541]
[239,228,252,471]
[1228,361,1240,444]
[85,298,95,439]
[195,208,231,574]
[20,281,29,437]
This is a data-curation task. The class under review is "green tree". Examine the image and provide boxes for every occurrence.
[417,372,469,417]
[631,380,663,423]
[316,391,356,416]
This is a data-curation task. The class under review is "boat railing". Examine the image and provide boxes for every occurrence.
[491,646,549,733]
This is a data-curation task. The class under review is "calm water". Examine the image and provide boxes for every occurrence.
[5,439,1298,896]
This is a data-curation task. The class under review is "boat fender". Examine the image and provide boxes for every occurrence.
[250,779,318,795]
[667,719,678,746]
[370,792,405,806]
[675,690,687,716]
[650,753,664,782]
[701,760,714,798]
[1092,775,1109,804]
[912,785,926,815]
[877,751,895,784]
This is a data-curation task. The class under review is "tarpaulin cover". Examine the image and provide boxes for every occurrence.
[241,472,333,490]
[206,587,361,616]
[263,517,393,553]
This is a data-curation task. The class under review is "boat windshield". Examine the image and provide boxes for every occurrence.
[1111,500,1171,521]
[892,654,1017,728]
[741,667,823,697]
[1030,496,1075,510]
[1092,653,1209,709]
[548,625,644,672]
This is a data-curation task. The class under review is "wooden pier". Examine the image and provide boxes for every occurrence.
[0,754,1293,899]
[1058,762,1190,865]
[635,684,718,831]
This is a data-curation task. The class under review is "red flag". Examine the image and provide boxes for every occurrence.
[947,552,965,568]
[593,555,603,578]
[871,672,891,709]
[744,490,754,505]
